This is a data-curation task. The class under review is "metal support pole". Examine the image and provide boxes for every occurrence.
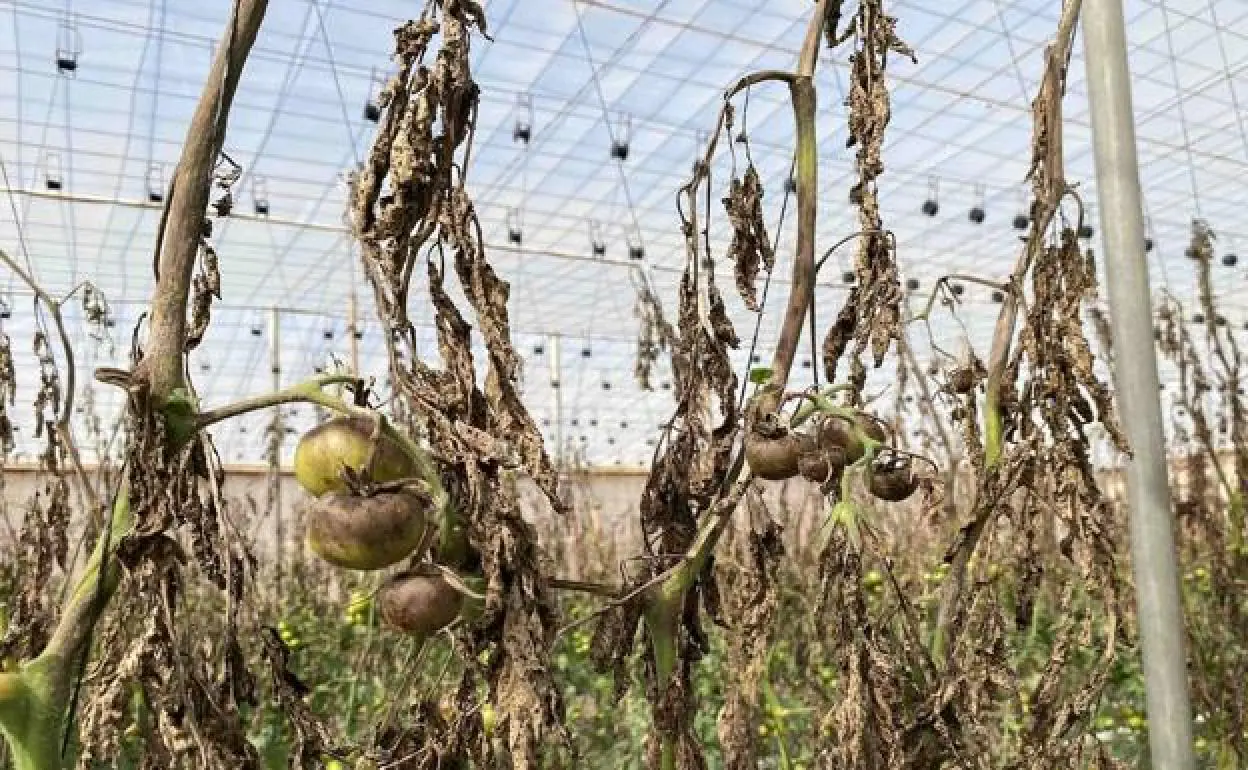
[268,306,285,594]
[549,334,563,470]
[1081,2,1195,768]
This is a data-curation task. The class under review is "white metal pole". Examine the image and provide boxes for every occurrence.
[549,334,563,470]
[268,306,285,593]
[1081,2,1195,767]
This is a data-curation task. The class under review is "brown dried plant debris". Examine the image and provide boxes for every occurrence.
[646,676,710,770]
[813,3,1125,766]
[0,481,70,661]
[185,242,222,353]
[1023,7,1077,207]
[1190,221,1248,494]
[716,490,783,770]
[982,232,1124,765]
[183,156,236,352]
[444,469,568,768]
[1011,582,1120,770]
[815,528,907,770]
[638,155,740,554]
[351,6,560,511]
[371,696,471,770]
[75,351,260,767]
[261,626,342,768]
[1173,402,1248,761]
[599,122,740,763]
[74,614,159,769]
[633,271,676,392]
[824,0,912,388]
[589,586,646,700]
[1010,231,1128,455]
[443,185,563,509]
[639,271,739,552]
[0,330,71,661]
[1191,220,1220,339]
[724,165,774,313]
[1185,221,1248,474]
[350,4,570,766]
[1086,305,1114,365]
[121,392,231,591]
[974,207,1124,765]
[33,330,62,441]
[77,535,259,770]
[1157,298,1217,458]
[0,330,14,453]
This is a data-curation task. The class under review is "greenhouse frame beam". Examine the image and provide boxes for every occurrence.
[7,187,869,290]
[1081,1,1196,768]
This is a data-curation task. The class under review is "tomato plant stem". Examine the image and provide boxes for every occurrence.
[0,485,132,770]
[142,0,269,402]
[644,589,682,770]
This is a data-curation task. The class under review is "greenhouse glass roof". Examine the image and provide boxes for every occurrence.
[0,0,1245,466]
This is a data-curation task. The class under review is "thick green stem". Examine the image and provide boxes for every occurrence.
[1229,496,1245,552]
[0,487,132,770]
[639,475,750,770]
[644,589,682,770]
[984,387,1004,468]
[192,374,359,429]
[766,0,826,391]
[983,277,1018,472]
[769,77,818,390]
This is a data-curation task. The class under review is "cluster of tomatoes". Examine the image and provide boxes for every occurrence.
[745,408,920,502]
[293,417,479,639]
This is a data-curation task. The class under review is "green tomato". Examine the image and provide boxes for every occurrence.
[294,417,418,497]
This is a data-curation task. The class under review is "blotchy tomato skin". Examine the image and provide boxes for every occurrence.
[293,417,417,497]
[305,491,430,570]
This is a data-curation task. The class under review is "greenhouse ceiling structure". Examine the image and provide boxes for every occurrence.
[0,0,1246,467]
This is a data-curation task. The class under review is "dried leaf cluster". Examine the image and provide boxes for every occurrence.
[633,269,677,392]
[0,334,70,664]
[808,2,1131,767]
[348,1,569,766]
[822,0,913,394]
[1154,224,1248,763]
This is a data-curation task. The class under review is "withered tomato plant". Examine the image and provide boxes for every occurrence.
[0,0,1199,769]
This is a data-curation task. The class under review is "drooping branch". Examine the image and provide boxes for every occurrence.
[632,6,834,769]
[0,248,100,521]
[650,0,834,633]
